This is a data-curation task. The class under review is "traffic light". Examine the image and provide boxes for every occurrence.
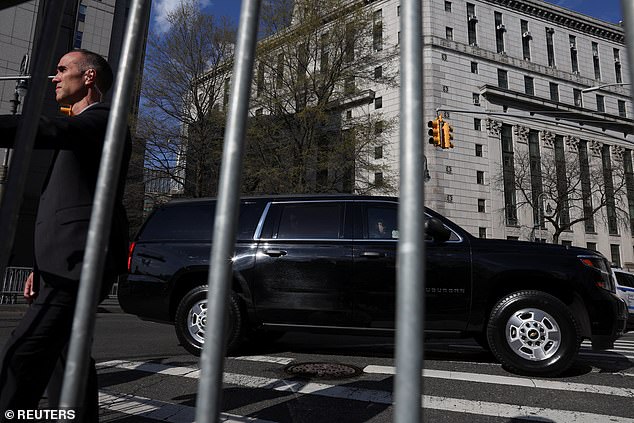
[427,117,443,146]
[441,122,454,149]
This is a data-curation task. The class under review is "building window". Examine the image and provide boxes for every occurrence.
[320,33,329,73]
[445,27,453,40]
[524,76,534,96]
[494,12,505,54]
[497,69,508,89]
[555,136,570,226]
[397,5,400,16]
[444,1,452,12]
[478,198,486,213]
[276,53,284,88]
[475,144,483,157]
[546,27,555,67]
[610,244,621,267]
[561,240,572,247]
[602,145,618,235]
[521,19,531,60]
[614,48,622,83]
[73,30,83,48]
[479,227,487,238]
[579,140,594,233]
[474,118,481,131]
[78,3,86,22]
[374,146,383,159]
[375,172,384,186]
[501,124,517,225]
[549,82,559,102]
[529,130,543,226]
[346,109,352,119]
[623,150,634,235]
[586,242,597,251]
[375,96,382,109]
[375,120,384,134]
[573,88,582,107]
[374,66,382,79]
[373,10,383,52]
[569,35,578,73]
[477,170,484,184]
[471,61,478,74]
[618,100,627,118]
[592,42,601,80]
[596,95,605,113]
[467,3,477,46]
[473,93,480,106]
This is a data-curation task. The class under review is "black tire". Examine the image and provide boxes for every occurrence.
[486,290,580,377]
[174,285,243,356]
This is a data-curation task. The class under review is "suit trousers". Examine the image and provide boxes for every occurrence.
[0,273,98,422]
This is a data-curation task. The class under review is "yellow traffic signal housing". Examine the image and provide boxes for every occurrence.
[441,122,454,149]
[427,117,443,146]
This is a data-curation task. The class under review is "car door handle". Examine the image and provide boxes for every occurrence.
[264,249,287,257]
[360,251,385,258]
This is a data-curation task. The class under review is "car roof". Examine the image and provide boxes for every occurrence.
[163,194,399,207]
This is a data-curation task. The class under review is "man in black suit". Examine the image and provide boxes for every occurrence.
[0,49,131,422]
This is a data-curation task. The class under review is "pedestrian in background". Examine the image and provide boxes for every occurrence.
[0,49,131,422]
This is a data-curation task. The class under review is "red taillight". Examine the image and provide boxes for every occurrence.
[127,241,136,273]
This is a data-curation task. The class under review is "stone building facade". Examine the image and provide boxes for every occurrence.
[361,0,633,268]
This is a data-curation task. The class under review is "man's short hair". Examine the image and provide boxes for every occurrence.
[73,49,114,94]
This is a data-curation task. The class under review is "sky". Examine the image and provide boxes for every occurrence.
[150,0,624,33]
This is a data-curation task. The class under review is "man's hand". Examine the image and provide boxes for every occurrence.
[23,272,38,304]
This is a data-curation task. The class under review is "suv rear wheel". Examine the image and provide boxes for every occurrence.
[174,285,243,356]
[486,290,580,376]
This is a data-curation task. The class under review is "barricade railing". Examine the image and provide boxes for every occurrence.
[0,266,32,304]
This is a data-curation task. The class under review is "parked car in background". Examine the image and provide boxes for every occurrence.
[118,195,628,377]
[613,268,634,330]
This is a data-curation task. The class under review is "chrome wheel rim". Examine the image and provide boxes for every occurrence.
[505,308,561,361]
[187,299,207,344]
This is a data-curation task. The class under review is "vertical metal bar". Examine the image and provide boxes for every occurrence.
[57,0,150,419]
[622,1,634,103]
[394,0,425,421]
[195,0,261,421]
[0,0,67,287]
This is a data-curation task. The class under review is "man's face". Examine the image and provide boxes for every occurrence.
[52,52,87,105]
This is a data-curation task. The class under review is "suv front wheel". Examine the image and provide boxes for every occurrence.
[174,285,243,356]
[486,290,580,377]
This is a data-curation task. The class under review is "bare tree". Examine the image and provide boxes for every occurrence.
[242,0,400,194]
[140,0,236,198]
[505,146,628,244]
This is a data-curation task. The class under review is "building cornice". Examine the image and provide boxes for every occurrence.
[481,0,624,43]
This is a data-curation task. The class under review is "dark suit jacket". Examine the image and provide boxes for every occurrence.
[0,103,131,284]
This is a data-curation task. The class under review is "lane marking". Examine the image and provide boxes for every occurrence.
[98,360,634,423]
[233,355,295,365]
[363,365,634,398]
[99,391,278,423]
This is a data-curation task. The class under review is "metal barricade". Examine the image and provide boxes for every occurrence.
[0,266,32,304]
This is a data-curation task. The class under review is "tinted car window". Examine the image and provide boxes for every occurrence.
[139,203,216,241]
[276,203,342,239]
[139,201,265,242]
[366,206,398,239]
[616,272,634,288]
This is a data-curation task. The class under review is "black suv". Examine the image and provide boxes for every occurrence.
[118,195,627,376]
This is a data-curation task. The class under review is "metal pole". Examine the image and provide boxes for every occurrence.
[394,0,425,421]
[57,0,150,419]
[195,0,261,421]
[0,0,67,294]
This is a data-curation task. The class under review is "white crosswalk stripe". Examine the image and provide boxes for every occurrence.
[98,338,634,423]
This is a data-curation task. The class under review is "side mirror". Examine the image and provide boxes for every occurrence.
[425,217,451,243]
